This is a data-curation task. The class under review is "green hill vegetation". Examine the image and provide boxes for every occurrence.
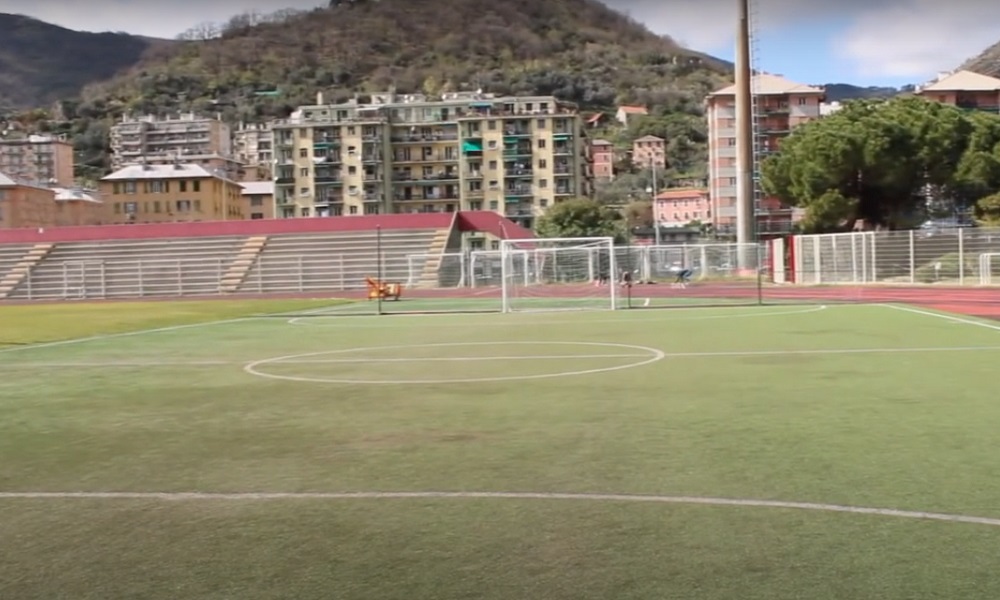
[0,14,167,111]
[3,0,733,184]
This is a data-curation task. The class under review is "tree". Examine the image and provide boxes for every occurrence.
[535,198,625,241]
[976,192,1000,224]
[623,200,653,228]
[761,97,998,232]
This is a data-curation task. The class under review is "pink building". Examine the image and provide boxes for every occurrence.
[915,70,1000,111]
[632,135,666,169]
[706,73,824,236]
[654,188,710,226]
[590,139,614,181]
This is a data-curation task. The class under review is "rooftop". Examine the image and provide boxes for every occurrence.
[53,188,101,203]
[656,187,708,200]
[101,163,231,182]
[241,181,274,196]
[918,70,1000,92]
[635,135,664,142]
[711,73,824,97]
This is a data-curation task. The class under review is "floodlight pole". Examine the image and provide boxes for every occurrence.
[735,0,756,267]
[376,225,383,316]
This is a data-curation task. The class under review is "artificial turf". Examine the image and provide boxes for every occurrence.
[1,300,999,599]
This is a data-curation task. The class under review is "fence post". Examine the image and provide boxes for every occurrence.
[869,232,878,282]
[909,230,915,284]
[959,228,965,285]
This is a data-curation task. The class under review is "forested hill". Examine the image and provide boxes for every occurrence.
[0,14,169,110]
[79,0,731,121]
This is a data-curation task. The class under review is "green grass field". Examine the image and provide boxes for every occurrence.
[2,299,1000,599]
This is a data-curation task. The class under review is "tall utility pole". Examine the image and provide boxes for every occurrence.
[735,0,755,263]
[649,157,660,246]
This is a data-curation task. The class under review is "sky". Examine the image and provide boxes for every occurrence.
[5,0,1000,87]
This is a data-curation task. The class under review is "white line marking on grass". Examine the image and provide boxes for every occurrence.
[287,304,829,328]
[2,490,999,527]
[244,341,666,384]
[0,317,256,356]
[882,304,1000,332]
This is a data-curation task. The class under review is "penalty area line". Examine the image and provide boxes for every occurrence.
[0,490,998,528]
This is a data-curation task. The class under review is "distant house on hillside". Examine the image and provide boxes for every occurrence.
[615,105,648,126]
[631,135,666,169]
[585,113,607,129]
[589,139,614,181]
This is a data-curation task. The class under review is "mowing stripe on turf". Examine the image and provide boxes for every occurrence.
[4,344,1000,368]
[1,490,998,527]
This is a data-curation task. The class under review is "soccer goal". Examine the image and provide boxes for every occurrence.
[978,253,1000,285]
[500,237,619,312]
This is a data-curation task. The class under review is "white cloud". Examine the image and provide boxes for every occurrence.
[838,0,1000,79]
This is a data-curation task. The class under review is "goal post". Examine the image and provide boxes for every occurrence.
[979,253,1000,286]
[500,237,618,312]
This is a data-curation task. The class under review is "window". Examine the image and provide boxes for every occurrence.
[124,182,137,194]
[537,139,546,149]
[153,201,161,213]
[538,159,547,169]
[489,201,499,210]
[299,128,308,138]
[251,213,264,219]
[470,201,482,210]
[250,197,263,207]
[180,181,187,192]
[539,179,547,188]
[301,207,310,217]
[124,202,137,214]
[192,180,200,192]
[348,166,357,174]
[194,200,201,212]
[300,167,309,177]
[489,160,497,170]
[114,202,121,214]
[113,183,121,194]
[536,119,546,129]
[349,205,358,215]
[176,200,192,212]
[487,140,498,149]
[540,199,548,208]
[299,148,308,158]
[488,120,497,130]
[798,97,807,105]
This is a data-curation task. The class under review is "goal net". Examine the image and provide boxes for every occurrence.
[500,237,619,312]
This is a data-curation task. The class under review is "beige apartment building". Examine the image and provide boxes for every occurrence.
[706,73,824,236]
[270,91,590,228]
[234,122,274,173]
[99,163,245,224]
[0,134,75,187]
[110,113,232,170]
[915,70,1000,112]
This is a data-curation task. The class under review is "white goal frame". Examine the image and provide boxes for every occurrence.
[499,236,618,313]
[979,253,1000,286]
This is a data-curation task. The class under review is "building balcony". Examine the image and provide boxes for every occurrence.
[505,209,534,218]
[275,177,295,185]
[760,104,790,114]
[313,155,341,164]
[315,196,343,205]
[394,195,460,202]
[506,169,533,178]
[363,193,381,202]
[503,129,532,137]
[391,133,460,143]
[554,165,573,175]
[393,154,459,164]
[503,148,533,157]
[553,146,572,156]
[504,188,532,199]
[467,189,485,198]
[314,176,342,184]
[465,171,483,179]
[392,173,460,183]
[554,188,573,196]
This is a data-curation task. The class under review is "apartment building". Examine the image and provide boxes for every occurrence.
[654,188,710,226]
[590,139,614,180]
[915,70,1000,112]
[706,73,824,236]
[142,152,246,181]
[632,135,666,169]
[234,122,274,175]
[241,181,275,220]
[0,134,75,187]
[99,163,245,224]
[0,173,102,228]
[110,113,232,170]
[270,91,590,228]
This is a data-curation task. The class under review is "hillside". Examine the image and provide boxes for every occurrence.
[83,0,730,118]
[822,83,903,102]
[0,14,169,110]
[960,39,1000,77]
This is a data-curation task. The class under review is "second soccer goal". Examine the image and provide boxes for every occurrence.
[499,236,620,312]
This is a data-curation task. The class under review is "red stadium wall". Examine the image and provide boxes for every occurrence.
[0,211,534,244]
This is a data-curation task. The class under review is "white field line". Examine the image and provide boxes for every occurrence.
[883,304,1000,333]
[1,490,998,527]
[287,304,830,327]
[0,317,257,356]
[5,345,1000,369]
